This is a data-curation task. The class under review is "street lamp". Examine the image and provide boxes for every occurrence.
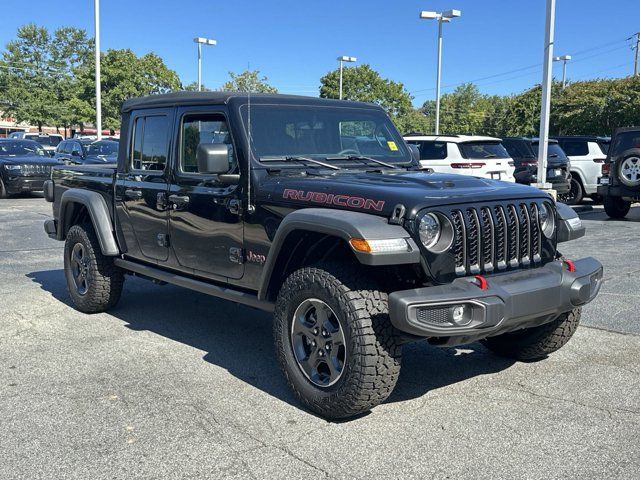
[337,55,357,100]
[553,54,571,88]
[193,37,217,92]
[419,8,461,135]
[94,0,102,140]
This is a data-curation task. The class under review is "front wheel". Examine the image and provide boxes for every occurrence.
[273,264,401,419]
[603,196,631,219]
[481,308,581,361]
[64,223,124,313]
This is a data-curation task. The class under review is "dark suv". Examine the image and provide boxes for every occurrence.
[597,127,640,218]
[55,139,119,165]
[0,139,62,198]
[502,137,571,197]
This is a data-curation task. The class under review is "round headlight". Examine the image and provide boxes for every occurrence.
[418,213,441,249]
[538,203,555,238]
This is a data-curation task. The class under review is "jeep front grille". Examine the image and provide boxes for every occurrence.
[17,164,52,176]
[449,202,544,276]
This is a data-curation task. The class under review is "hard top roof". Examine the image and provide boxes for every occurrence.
[502,136,559,144]
[121,91,380,113]
[551,135,611,141]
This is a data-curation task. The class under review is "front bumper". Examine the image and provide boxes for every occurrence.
[389,258,602,344]
[515,168,570,193]
[4,176,48,193]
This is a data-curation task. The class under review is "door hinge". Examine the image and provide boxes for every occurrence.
[157,233,170,248]
[229,247,245,264]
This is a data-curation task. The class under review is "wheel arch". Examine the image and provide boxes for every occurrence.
[59,189,119,256]
[258,208,420,301]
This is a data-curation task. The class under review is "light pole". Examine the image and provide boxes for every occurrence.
[535,0,556,194]
[193,37,217,92]
[337,56,357,100]
[419,9,461,135]
[94,0,102,140]
[553,55,571,88]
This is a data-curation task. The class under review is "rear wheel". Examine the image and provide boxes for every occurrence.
[603,196,631,219]
[559,176,583,205]
[482,308,581,361]
[64,223,124,313]
[273,264,401,419]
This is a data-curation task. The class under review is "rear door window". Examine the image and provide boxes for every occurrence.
[610,132,640,156]
[130,115,170,171]
[410,141,447,160]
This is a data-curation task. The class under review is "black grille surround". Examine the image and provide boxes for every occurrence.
[412,200,557,284]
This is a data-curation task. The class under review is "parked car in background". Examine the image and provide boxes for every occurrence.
[502,137,571,198]
[8,132,63,156]
[0,139,62,198]
[551,135,610,204]
[404,134,516,182]
[55,139,119,165]
[597,127,640,218]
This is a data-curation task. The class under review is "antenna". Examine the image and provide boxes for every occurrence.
[246,62,255,213]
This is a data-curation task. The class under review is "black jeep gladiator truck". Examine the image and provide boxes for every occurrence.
[597,126,640,219]
[43,92,603,419]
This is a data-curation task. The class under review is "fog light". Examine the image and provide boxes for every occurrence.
[450,305,470,326]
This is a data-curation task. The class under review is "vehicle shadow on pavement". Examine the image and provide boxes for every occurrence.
[28,269,516,414]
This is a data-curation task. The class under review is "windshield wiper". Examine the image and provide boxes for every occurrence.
[261,156,340,170]
[325,155,400,169]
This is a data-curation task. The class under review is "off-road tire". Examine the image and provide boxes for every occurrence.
[603,195,631,219]
[481,308,581,361]
[273,264,402,419]
[64,223,124,313]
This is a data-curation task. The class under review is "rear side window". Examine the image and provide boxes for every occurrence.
[410,141,447,160]
[559,140,588,156]
[502,140,534,159]
[532,143,568,159]
[459,142,510,159]
[597,140,610,154]
[131,115,169,171]
[56,141,66,153]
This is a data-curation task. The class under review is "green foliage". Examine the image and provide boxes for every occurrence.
[221,70,278,93]
[319,64,428,134]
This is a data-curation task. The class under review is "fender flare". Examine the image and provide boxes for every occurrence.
[257,208,420,300]
[58,189,120,256]
[555,201,585,243]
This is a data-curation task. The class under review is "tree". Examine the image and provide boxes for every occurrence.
[319,64,426,134]
[75,49,181,131]
[221,70,277,93]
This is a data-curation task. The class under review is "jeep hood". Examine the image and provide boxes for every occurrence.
[259,170,550,218]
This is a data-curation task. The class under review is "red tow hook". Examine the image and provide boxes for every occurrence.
[563,259,576,272]
[473,275,489,290]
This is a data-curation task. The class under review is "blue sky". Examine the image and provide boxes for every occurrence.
[2,0,639,106]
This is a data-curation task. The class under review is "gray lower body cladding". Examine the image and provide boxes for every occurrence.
[388,257,602,346]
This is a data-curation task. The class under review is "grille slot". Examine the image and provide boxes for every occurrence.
[441,201,547,277]
[19,164,51,176]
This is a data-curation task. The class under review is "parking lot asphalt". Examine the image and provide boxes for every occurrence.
[1,195,639,480]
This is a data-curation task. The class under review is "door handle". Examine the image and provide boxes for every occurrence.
[168,194,190,209]
[124,189,143,199]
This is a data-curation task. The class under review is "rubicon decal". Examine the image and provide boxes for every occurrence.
[283,189,385,211]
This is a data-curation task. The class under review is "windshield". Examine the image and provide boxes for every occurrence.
[85,141,118,156]
[532,143,568,159]
[459,142,510,159]
[242,105,412,164]
[610,132,640,156]
[0,140,47,156]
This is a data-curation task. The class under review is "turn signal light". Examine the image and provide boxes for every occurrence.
[349,238,410,254]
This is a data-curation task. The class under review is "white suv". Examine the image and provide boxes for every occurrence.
[551,136,610,204]
[404,134,516,182]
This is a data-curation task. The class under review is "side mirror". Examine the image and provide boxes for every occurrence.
[407,143,421,163]
[197,143,231,174]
